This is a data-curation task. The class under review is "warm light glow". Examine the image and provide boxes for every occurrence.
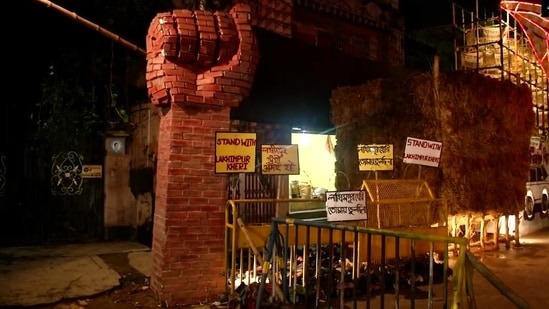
[294,133,311,146]
[498,214,517,234]
[500,1,549,76]
[289,133,337,192]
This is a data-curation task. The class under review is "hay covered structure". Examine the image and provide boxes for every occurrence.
[330,71,535,216]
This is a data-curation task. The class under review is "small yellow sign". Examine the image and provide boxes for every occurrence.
[261,144,300,175]
[215,132,257,173]
[357,144,394,171]
[82,165,103,178]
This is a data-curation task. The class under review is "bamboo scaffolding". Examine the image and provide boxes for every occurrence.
[33,0,146,56]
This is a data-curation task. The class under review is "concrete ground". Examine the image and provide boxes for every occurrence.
[467,228,549,309]
[0,227,548,309]
[345,227,549,309]
[0,241,151,307]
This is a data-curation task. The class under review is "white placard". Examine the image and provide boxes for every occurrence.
[326,190,367,222]
[531,136,541,149]
[403,137,442,167]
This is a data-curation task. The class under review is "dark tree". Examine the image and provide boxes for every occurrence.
[33,0,173,152]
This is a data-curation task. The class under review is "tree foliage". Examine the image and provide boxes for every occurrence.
[35,52,104,152]
[33,0,239,153]
[34,0,173,153]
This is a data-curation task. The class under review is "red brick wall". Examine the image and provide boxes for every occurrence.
[145,3,258,306]
[239,0,404,64]
[292,6,404,65]
[247,0,293,38]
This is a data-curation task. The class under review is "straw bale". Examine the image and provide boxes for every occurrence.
[330,71,534,214]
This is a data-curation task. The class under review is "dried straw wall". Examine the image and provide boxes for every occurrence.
[330,72,534,215]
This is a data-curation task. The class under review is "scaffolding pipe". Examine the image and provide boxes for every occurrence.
[32,0,146,56]
[499,8,505,81]
[452,2,458,71]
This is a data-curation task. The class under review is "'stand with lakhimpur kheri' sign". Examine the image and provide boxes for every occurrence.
[402,136,442,168]
[215,132,257,173]
[261,144,299,175]
[326,190,367,222]
[357,144,393,171]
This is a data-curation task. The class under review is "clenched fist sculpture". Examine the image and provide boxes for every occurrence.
[146,3,259,107]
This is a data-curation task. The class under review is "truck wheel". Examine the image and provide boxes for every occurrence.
[542,195,549,214]
[524,197,535,221]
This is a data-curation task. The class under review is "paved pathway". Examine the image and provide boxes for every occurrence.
[0,242,150,307]
[468,227,549,309]
[0,228,547,308]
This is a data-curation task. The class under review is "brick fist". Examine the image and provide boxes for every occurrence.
[146,3,259,107]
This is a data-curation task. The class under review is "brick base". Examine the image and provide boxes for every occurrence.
[150,103,230,306]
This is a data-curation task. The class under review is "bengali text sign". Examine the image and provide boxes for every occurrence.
[403,137,442,168]
[357,144,393,171]
[261,144,299,175]
[215,132,257,173]
[326,190,367,222]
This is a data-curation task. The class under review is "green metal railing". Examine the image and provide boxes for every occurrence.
[225,198,530,309]
[250,217,530,309]
[464,251,530,309]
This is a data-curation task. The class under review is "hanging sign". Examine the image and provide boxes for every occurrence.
[215,132,257,173]
[326,190,368,222]
[357,144,394,171]
[261,144,300,175]
[403,137,442,168]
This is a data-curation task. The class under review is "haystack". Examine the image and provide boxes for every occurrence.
[330,71,534,217]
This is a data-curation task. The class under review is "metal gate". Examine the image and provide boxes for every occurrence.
[45,150,104,243]
[0,147,104,247]
[0,102,47,246]
[0,72,106,246]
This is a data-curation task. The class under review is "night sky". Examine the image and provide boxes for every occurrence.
[0,0,509,244]
[403,0,501,29]
[12,0,503,81]
[0,0,524,247]
[5,0,504,132]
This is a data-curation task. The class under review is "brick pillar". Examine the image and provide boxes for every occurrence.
[145,4,258,306]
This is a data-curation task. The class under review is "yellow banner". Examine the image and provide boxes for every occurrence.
[215,132,257,173]
[357,144,394,171]
[261,144,300,175]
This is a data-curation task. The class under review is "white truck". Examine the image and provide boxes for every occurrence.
[524,165,549,220]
